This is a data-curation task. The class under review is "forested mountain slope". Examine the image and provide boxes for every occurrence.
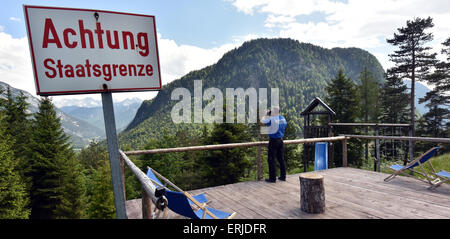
[119,38,385,149]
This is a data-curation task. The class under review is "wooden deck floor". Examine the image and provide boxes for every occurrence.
[126,167,450,219]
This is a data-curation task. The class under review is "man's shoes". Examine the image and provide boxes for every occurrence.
[278,177,286,181]
[265,178,276,183]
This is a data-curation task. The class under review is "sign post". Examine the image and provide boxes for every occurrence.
[101,88,127,218]
[24,5,162,219]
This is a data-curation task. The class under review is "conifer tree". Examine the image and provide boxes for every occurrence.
[325,69,362,166]
[358,68,380,163]
[87,160,116,219]
[28,97,86,218]
[386,17,437,137]
[0,95,30,219]
[380,69,410,124]
[3,87,32,189]
[202,104,251,186]
[359,68,380,123]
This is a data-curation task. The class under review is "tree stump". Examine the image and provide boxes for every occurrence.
[299,173,325,214]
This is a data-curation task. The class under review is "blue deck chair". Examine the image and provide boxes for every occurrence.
[146,167,209,205]
[314,142,328,171]
[384,147,439,185]
[164,190,236,219]
[429,170,450,189]
[146,167,236,219]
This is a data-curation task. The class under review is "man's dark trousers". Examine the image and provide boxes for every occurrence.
[268,138,286,181]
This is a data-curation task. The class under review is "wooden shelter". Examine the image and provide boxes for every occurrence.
[300,97,336,171]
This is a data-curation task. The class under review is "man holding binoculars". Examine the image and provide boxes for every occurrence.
[260,106,287,183]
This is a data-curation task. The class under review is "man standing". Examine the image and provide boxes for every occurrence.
[260,106,287,183]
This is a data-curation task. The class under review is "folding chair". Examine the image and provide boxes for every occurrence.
[384,147,439,185]
[146,166,236,219]
[146,167,209,205]
[164,190,236,219]
[429,170,450,189]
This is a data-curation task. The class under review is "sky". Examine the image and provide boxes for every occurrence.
[1,0,450,106]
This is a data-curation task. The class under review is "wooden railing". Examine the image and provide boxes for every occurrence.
[124,136,349,180]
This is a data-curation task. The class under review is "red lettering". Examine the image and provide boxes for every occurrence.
[122,31,135,50]
[63,28,77,48]
[79,20,94,48]
[137,64,145,76]
[42,18,62,48]
[93,64,101,77]
[44,58,56,78]
[146,64,153,76]
[56,60,64,78]
[119,64,127,76]
[84,59,92,77]
[95,22,104,49]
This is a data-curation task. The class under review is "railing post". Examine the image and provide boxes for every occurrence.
[257,145,262,181]
[119,156,126,200]
[375,126,380,172]
[142,187,152,219]
[342,138,348,167]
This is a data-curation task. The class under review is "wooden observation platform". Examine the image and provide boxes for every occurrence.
[126,167,450,219]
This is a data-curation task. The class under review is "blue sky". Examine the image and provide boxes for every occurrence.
[1,0,449,105]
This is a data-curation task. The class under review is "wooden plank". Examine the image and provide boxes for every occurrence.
[322,174,450,218]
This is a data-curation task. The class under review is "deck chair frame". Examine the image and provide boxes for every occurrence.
[428,170,450,190]
[384,147,439,185]
[146,166,236,219]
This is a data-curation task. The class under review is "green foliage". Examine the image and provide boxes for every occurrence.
[359,68,381,123]
[0,109,30,219]
[380,70,410,123]
[120,38,385,149]
[202,118,252,187]
[325,69,363,167]
[86,160,116,219]
[28,97,87,218]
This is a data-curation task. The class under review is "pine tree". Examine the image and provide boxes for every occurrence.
[87,160,116,219]
[0,102,30,219]
[28,97,86,218]
[202,104,252,187]
[426,37,450,101]
[359,68,380,123]
[380,69,410,124]
[386,17,437,136]
[325,69,362,166]
[420,37,450,153]
[3,87,32,190]
[358,68,380,163]
[419,91,449,138]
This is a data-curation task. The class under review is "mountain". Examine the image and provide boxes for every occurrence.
[118,38,386,149]
[0,81,104,149]
[54,97,102,108]
[59,98,142,132]
[403,80,432,115]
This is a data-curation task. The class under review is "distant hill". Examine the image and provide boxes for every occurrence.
[403,80,432,116]
[119,38,386,149]
[0,81,103,149]
[59,98,142,132]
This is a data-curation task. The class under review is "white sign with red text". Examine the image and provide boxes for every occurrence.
[24,5,162,95]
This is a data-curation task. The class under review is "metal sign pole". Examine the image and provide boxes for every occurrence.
[101,90,127,219]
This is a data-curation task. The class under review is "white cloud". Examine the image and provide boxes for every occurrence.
[0,32,35,96]
[9,17,21,22]
[229,0,450,71]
